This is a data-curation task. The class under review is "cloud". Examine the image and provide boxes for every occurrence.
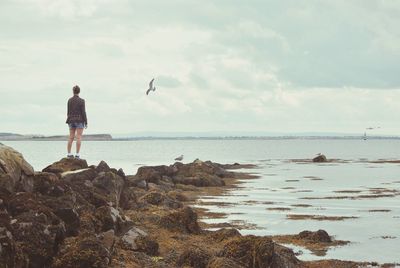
[0,0,400,135]
[24,0,107,19]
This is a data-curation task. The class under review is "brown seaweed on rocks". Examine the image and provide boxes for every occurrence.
[0,144,387,267]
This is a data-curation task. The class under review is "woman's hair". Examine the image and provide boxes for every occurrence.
[73,85,80,94]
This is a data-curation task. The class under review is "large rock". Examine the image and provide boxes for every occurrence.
[218,236,300,268]
[177,246,211,268]
[43,158,88,174]
[121,227,159,256]
[6,194,67,268]
[95,160,110,173]
[134,165,178,184]
[298,229,332,243]
[135,166,162,184]
[32,172,59,195]
[0,144,34,192]
[125,175,148,189]
[119,187,138,210]
[95,206,132,234]
[158,206,201,234]
[312,154,327,163]
[133,161,231,188]
[53,235,112,268]
[175,160,232,179]
[92,171,125,208]
[173,160,230,187]
[54,207,80,236]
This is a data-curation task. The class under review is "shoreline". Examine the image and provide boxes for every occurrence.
[175,164,399,267]
[1,143,398,267]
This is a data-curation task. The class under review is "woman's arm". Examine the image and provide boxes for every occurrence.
[81,99,88,127]
[66,99,70,123]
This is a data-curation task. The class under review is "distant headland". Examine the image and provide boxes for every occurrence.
[0,133,112,141]
[1,132,399,141]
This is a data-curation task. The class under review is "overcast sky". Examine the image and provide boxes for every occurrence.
[1,0,399,135]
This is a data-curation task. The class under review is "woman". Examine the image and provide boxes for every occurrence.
[66,85,87,158]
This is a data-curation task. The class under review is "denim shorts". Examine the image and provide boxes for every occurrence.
[68,122,85,129]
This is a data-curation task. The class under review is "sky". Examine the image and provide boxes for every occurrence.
[0,0,399,136]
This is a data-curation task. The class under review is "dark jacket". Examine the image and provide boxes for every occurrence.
[66,95,87,125]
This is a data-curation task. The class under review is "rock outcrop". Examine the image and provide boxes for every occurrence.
[313,154,328,162]
[298,229,332,243]
[0,145,365,268]
[43,157,88,175]
[218,236,300,268]
[0,144,34,192]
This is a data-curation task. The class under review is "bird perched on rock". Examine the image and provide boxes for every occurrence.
[175,155,184,161]
[146,78,156,95]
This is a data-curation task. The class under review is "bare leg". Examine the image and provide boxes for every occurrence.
[67,128,76,154]
[76,128,84,154]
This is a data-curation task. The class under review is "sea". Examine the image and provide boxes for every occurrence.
[2,139,400,264]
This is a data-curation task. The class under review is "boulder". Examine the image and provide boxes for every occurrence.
[121,227,158,255]
[312,154,327,163]
[135,166,162,184]
[0,144,34,192]
[95,161,110,173]
[93,171,125,208]
[53,235,112,268]
[175,160,231,179]
[177,246,211,268]
[10,210,66,268]
[273,244,302,268]
[32,172,59,195]
[218,236,300,268]
[95,206,132,234]
[43,158,88,174]
[54,207,80,236]
[119,187,138,210]
[117,168,125,178]
[125,175,148,189]
[298,229,332,243]
[158,206,201,234]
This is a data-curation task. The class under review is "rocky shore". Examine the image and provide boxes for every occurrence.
[0,143,393,267]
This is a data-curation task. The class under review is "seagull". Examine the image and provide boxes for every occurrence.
[146,78,156,95]
[174,155,184,161]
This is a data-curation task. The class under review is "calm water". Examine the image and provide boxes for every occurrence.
[2,139,400,263]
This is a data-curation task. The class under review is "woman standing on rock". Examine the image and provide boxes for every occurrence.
[66,85,87,159]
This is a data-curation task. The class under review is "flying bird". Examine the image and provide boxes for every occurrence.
[174,155,184,161]
[146,78,156,95]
